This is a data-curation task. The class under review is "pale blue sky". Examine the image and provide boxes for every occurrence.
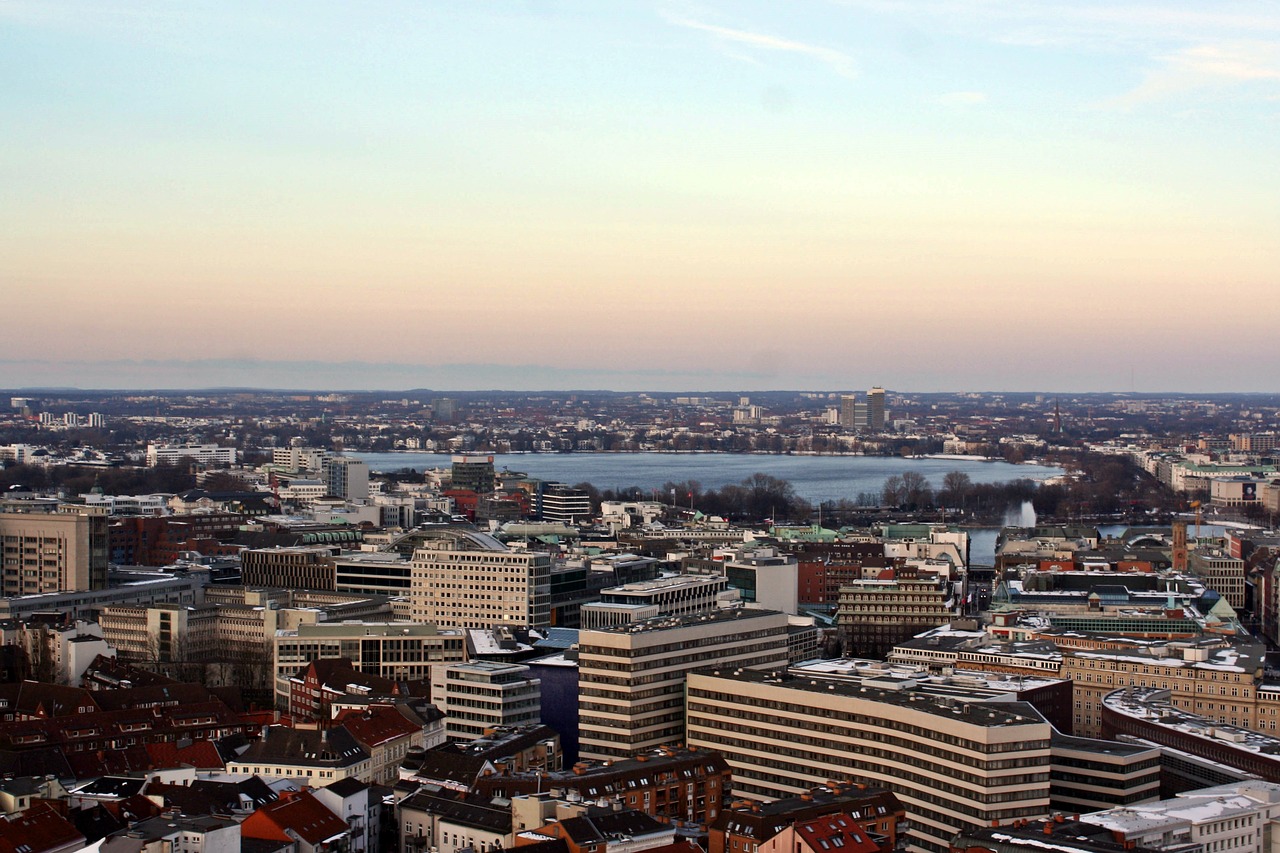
[2,1,1278,392]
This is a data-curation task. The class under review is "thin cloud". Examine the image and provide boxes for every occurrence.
[663,13,858,79]
[937,90,987,106]
[1105,41,1280,108]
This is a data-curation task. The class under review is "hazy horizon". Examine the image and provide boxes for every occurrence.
[2,356,1276,396]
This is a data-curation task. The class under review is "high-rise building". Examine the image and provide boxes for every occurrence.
[325,457,370,501]
[577,608,790,761]
[0,501,109,594]
[409,527,551,628]
[867,386,886,432]
[839,395,858,429]
[451,455,495,494]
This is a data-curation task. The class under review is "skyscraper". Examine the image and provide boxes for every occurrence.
[867,386,886,432]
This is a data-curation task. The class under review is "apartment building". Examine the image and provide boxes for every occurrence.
[0,502,108,595]
[409,528,551,628]
[577,608,790,761]
[145,443,236,468]
[685,668,1053,853]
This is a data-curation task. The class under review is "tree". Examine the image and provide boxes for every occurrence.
[941,471,973,510]
[881,475,904,508]
[900,471,934,510]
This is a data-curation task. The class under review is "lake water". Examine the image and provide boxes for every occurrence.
[351,451,1062,504]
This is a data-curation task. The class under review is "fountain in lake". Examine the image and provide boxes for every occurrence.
[1003,500,1037,528]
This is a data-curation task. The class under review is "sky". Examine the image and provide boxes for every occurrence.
[2,1,1278,393]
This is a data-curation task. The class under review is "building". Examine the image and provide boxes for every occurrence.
[325,457,370,501]
[0,569,206,621]
[99,813,239,853]
[241,545,339,590]
[709,786,907,853]
[540,485,593,525]
[1061,638,1272,739]
[313,777,379,853]
[240,790,354,853]
[580,574,733,630]
[452,455,496,495]
[839,395,859,430]
[721,546,799,614]
[272,445,331,473]
[686,668,1054,853]
[409,527,551,628]
[333,551,413,598]
[0,502,109,594]
[399,788,512,853]
[838,576,955,658]
[1188,551,1247,609]
[273,621,466,706]
[227,726,372,786]
[1101,687,1280,784]
[144,444,236,468]
[431,660,541,742]
[473,747,733,827]
[1082,782,1280,853]
[868,387,886,432]
[577,608,790,761]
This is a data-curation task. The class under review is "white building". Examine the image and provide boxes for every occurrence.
[1083,782,1280,853]
[431,660,541,742]
[409,528,551,628]
[577,608,790,761]
[145,444,236,468]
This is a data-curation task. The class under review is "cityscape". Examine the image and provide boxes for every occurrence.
[2,386,1280,853]
[5,2,1280,853]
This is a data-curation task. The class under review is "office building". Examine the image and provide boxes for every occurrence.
[451,455,495,494]
[581,574,734,629]
[325,457,370,501]
[241,545,339,590]
[273,621,466,705]
[838,576,955,658]
[409,527,551,628]
[868,387,886,432]
[685,668,1053,853]
[577,608,790,761]
[721,545,799,614]
[539,484,593,524]
[432,660,541,742]
[0,502,109,594]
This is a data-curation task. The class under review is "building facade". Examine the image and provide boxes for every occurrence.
[577,608,790,761]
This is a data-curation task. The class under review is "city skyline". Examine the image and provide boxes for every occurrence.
[3,1,1278,393]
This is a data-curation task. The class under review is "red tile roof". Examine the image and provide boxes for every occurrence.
[795,814,880,853]
[242,791,349,846]
[0,803,87,853]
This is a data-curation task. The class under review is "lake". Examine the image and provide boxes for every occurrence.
[351,451,1063,505]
